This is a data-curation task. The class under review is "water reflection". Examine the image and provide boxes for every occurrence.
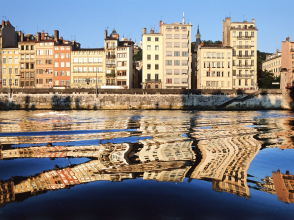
[0,110,294,211]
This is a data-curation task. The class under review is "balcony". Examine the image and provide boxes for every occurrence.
[106,73,116,78]
[236,55,251,59]
[106,55,116,59]
[106,47,116,50]
[236,65,251,69]
[235,74,254,78]
[236,45,252,49]
[237,36,252,40]
[145,79,161,83]
[106,64,116,68]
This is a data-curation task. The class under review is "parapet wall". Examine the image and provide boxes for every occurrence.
[0,89,289,110]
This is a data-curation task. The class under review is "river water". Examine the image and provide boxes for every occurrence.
[0,110,293,220]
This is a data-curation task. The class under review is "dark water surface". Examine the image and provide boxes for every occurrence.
[0,110,293,220]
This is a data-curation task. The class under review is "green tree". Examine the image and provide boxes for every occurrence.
[134,47,142,61]
[259,70,280,89]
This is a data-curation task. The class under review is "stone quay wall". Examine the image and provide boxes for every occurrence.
[0,88,291,110]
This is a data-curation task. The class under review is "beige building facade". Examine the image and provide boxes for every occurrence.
[70,48,105,88]
[196,44,233,89]
[142,17,192,89]
[262,49,281,77]
[223,17,258,89]
[281,37,294,88]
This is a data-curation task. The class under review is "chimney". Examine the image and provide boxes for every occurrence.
[37,32,41,41]
[159,21,163,33]
[1,20,4,27]
[54,30,59,42]
[252,19,255,24]
[143,28,146,34]
[286,37,290,41]
[41,30,44,40]
[104,30,107,39]
[21,32,24,42]
[150,28,154,34]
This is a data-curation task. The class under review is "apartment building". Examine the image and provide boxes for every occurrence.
[222,17,258,89]
[35,31,54,88]
[191,25,201,89]
[142,28,163,89]
[0,20,18,88]
[1,47,19,88]
[142,16,192,89]
[281,37,294,88]
[262,49,281,77]
[18,32,36,87]
[70,48,105,88]
[104,29,134,88]
[196,44,233,89]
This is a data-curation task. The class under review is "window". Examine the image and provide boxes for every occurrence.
[217,62,220,68]
[174,69,180,75]
[55,53,59,58]
[147,45,151,50]
[55,62,59,67]
[182,34,188,39]
[147,37,151,41]
[61,62,65,67]
[251,32,254,37]
[83,67,87,72]
[174,60,180,66]
[207,53,211,58]
[61,71,65,76]
[166,60,172,65]
[174,78,180,84]
[166,69,172,75]
[212,53,216,58]
[2,57,6,64]
[66,62,70,67]
[217,71,220,77]
[182,69,188,75]
[182,51,188,56]
[147,55,151,60]
[147,64,151,69]
[251,41,255,46]
[232,31,236,37]
[166,42,172,47]
[155,64,159,70]
[74,58,78,63]
[174,34,180,39]
[55,80,59,85]
[155,55,159,60]
[66,53,70,58]
[155,45,159,50]
[55,71,58,76]
[98,57,102,63]
[83,58,87,63]
[182,60,188,66]
[251,50,254,56]
[98,67,102,72]
[206,71,210,77]
[89,58,93,63]
[61,53,65,59]
[155,37,159,41]
[174,51,180,56]
[182,43,188,48]
[166,34,172,39]
[2,78,6,86]
[166,79,172,84]
[166,51,172,56]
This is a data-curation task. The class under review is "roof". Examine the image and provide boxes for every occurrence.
[73,48,104,51]
[200,44,232,49]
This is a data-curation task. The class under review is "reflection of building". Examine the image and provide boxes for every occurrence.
[190,123,261,198]
[143,167,190,183]
[273,170,294,204]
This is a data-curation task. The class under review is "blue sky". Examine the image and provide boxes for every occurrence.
[1,0,294,53]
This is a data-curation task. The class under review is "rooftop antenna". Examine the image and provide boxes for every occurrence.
[2,15,6,20]
[182,12,185,24]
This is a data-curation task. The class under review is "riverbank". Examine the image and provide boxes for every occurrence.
[0,88,291,110]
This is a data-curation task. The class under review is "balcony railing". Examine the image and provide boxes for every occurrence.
[236,65,252,69]
[145,79,161,83]
[235,74,254,78]
[106,73,116,78]
[236,45,252,49]
[237,55,251,59]
[106,64,116,68]
[106,55,116,59]
[106,47,116,50]
[237,36,252,40]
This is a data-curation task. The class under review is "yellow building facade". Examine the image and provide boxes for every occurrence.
[1,47,20,88]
